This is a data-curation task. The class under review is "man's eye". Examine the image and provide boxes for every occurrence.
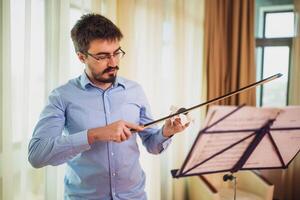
[113,51,124,57]
[97,55,109,60]
[114,51,122,55]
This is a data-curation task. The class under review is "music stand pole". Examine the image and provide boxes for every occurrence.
[223,173,237,200]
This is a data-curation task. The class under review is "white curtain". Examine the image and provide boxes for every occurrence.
[116,1,205,199]
[0,0,89,199]
[1,0,46,199]
[0,0,205,199]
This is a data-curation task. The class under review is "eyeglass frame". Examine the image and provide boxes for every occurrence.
[84,48,126,63]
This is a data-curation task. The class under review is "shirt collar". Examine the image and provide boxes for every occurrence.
[80,72,126,90]
[114,76,126,89]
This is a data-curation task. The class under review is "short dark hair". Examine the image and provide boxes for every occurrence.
[71,13,123,53]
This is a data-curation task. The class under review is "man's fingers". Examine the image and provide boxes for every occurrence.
[184,122,190,128]
[125,121,144,132]
[174,117,181,123]
[123,127,132,138]
[173,119,182,127]
[165,119,172,126]
[119,132,127,141]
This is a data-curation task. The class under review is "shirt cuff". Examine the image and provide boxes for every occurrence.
[70,130,91,154]
[157,128,172,150]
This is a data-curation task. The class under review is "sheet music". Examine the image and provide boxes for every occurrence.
[271,107,300,128]
[176,106,300,176]
[185,134,255,175]
[270,107,300,165]
[206,106,280,131]
[243,135,282,168]
[180,106,279,175]
[269,130,300,165]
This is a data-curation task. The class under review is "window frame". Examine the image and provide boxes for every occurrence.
[256,8,294,106]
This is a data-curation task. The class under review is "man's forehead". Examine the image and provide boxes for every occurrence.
[88,39,120,53]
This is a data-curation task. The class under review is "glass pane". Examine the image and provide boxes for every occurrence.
[83,0,92,11]
[0,178,2,199]
[10,0,46,198]
[69,7,84,78]
[70,0,91,10]
[70,0,82,7]
[265,12,295,38]
[13,172,21,200]
[255,47,263,106]
[11,0,25,143]
[262,46,289,106]
[29,0,46,138]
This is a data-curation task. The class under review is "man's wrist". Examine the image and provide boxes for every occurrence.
[162,125,173,138]
[87,127,113,144]
[87,129,97,145]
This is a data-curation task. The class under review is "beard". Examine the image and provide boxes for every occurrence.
[93,66,119,83]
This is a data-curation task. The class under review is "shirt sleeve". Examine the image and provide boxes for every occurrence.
[137,87,172,154]
[28,89,90,168]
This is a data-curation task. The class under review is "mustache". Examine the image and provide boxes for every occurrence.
[102,66,119,74]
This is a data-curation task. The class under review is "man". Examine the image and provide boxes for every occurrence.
[28,13,188,200]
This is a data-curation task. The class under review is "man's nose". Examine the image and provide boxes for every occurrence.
[107,56,118,67]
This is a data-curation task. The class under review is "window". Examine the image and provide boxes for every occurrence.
[69,7,84,78]
[10,0,26,143]
[10,0,46,144]
[69,0,92,78]
[256,8,295,107]
[9,0,46,199]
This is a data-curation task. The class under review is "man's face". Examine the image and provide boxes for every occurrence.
[80,39,121,84]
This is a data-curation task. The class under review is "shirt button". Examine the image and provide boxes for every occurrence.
[111,152,114,156]
[113,192,116,196]
[112,173,116,176]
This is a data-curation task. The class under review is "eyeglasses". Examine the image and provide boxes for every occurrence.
[85,48,126,63]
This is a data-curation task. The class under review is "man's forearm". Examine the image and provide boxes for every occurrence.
[28,131,90,168]
[87,127,110,144]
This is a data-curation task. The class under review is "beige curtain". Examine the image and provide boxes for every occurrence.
[285,1,300,199]
[204,0,256,106]
[0,0,103,199]
[264,1,300,199]
[1,0,205,199]
[117,1,205,199]
[290,0,300,105]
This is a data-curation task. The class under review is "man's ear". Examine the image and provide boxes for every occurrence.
[77,52,87,63]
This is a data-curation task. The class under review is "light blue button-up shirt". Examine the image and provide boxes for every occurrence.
[28,72,172,200]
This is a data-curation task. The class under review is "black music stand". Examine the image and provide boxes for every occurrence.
[171,105,300,199]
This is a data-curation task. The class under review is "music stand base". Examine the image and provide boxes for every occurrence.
[223,173,237,200]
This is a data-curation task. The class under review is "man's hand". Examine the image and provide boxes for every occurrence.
[162,117,189,138]
[87,120,144,144]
